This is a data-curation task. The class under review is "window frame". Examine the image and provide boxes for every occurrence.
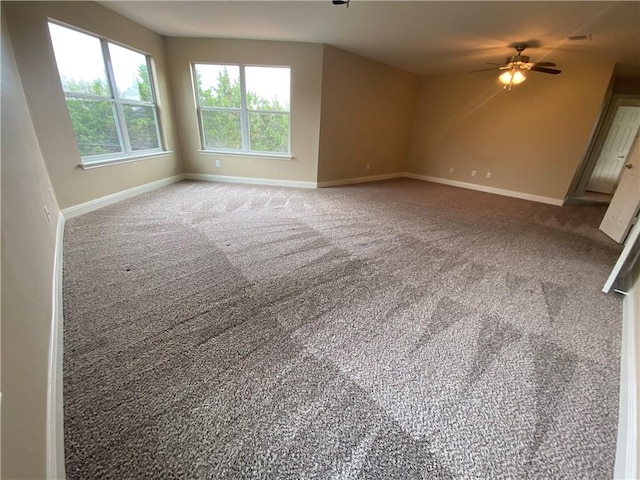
[48,20,165,165]
[192,63,291,156]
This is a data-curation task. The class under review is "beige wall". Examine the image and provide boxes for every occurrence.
[0,1,622,205]
[166,37,323,183]
[407,55,615,201]
[317,46,419,183]
[3,1,183,209]
[614,77,640,95]
[1,12,61,479]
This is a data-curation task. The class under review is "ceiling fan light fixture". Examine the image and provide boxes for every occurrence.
[499,69,526,86]
[470,42,561,90]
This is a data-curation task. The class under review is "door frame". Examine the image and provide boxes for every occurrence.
[568,94,640,199]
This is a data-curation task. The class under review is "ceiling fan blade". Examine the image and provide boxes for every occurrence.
[530,61,557,67]
[530,66,562,75]
[469,67,499,73]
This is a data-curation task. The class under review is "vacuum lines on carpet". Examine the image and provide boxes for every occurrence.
[62,179,622,479]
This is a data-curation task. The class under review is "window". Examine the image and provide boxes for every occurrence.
[193,64,290,155]
[48,22,163,164]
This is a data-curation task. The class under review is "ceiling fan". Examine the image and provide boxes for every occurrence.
[473,43,562,90]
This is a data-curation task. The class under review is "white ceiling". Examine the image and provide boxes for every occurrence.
[100,1,640,76]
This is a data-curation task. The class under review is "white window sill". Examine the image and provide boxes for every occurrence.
[198,150,294,161]
[79,151,173,169]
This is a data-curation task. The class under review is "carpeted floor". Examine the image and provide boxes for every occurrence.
[63,178,623,479]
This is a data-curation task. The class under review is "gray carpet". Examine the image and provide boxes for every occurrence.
[63,178,623,479]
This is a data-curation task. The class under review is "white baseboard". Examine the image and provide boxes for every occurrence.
[184,173,316,189]
[403,172,564,206]
[317,173,403,188]
[614,273,638,479]
[47,213,66,479]
[61,174,185,219]
[182,171,564,206]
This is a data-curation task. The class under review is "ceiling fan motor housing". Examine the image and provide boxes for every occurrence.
[506,54,530,64]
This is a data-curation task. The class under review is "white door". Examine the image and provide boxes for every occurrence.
[599,135,640,243]
[587,105,640,194]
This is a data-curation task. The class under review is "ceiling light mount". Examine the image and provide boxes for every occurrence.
[505,43,530,65]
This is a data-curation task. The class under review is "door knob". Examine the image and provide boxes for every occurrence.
[625,163,633,169]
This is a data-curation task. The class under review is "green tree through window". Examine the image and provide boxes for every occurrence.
[48,22,162,162]
[194,64,290,154]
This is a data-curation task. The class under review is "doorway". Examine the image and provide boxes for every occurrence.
[586,104,640,193]
[568,95,640,205]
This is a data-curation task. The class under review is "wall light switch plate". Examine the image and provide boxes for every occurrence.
[215,160,221,168]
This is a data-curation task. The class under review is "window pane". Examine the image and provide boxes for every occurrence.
[109,43,153,102]
[249,112,289,153]
[245,66,290,111]
[194,65,241,108]
[201,110,242,150]
[48,23,110,97]
[65,98,122,157]
[123,105,160,151]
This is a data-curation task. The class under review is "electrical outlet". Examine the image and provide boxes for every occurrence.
[471,170,477,177]
[449,167,454,174]
[366,163,370,170]
[215,159,221,168]
[486,172,492,178]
